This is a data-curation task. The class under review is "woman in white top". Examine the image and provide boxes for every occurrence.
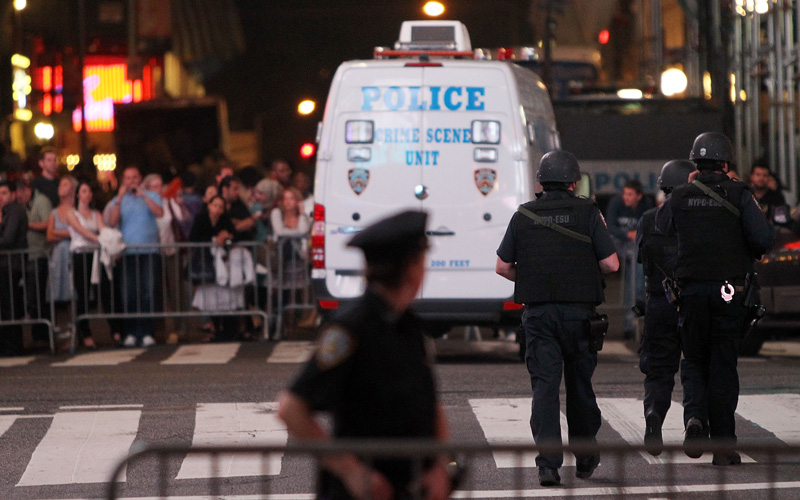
[270,187,311,333]
[63,181,106,349]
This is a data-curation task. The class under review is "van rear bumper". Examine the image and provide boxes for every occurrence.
[313,278,522,326]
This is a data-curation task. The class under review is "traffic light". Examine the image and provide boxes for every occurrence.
[300,142,316,159]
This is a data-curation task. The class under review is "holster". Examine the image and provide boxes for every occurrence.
[585,313,609,352]
[741,272,766,338]
[742,272,760,307]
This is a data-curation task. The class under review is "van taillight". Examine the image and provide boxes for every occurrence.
[785,241,800,250]
[312,204,325,268]
[503,301,524,310]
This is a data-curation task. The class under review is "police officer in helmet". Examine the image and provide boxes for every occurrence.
[635,159,695,456]
[496,151,619,487]
[655,132,773,464]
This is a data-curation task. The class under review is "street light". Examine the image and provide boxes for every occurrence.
[14,0,26,11]
[298,99,316,115]
[423,1,445,17]
[34,122,55,141]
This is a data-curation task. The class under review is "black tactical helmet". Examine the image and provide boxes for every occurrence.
[536,150,581,183]
[689,132,734,163]
[657,160,695,189]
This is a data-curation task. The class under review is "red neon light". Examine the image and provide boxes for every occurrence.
[42,66,52,92]
[54,65,63,91]
[42,94,52,116]
[143,66,152,100]
[54,94,63,113]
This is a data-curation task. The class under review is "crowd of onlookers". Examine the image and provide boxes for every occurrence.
[0,147,313,357]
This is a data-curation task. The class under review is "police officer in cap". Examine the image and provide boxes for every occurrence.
[635,159,695,456]
[496,151,619,487]
[655,132,773,464]
[278,210,452,500]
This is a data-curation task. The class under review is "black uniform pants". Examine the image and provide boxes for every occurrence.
[678,282,747,442]
[639,292,682,421]
[523,303,600,469]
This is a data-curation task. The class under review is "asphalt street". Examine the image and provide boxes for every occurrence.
[1,338,800,500]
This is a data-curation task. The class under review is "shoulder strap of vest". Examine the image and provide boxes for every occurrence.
[691,180,741,217]
[517,205,592,244]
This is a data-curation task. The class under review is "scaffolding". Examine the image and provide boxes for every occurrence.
[731,0,800,205]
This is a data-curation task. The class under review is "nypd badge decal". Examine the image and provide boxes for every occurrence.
[348,168,370,195]
[474,168,497,196]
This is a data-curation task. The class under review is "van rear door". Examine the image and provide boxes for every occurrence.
[320,64,425,298]
[418,63,521,300]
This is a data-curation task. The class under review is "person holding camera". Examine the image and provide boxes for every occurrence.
[635,159,695,456]
[496,151,619,487]
[655,132,773,465]
[107,165,164,348]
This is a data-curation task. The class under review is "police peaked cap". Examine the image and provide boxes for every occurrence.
[536,150,582,183]
[348,210,429,265]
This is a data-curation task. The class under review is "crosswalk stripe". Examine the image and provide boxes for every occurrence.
[469,398,573,467]
[0,356,36,367]
[596,398,753,464]
[176,402,288,479]
[0,415,17,437]
[267,341,315,363]
[51,349,146,367]
[161,343,242,365]
[16,410,141,486]
[737,394,800,444]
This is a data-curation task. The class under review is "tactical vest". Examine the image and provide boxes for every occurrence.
[639,207,678,293]
[671,175,753,281]
[514,193,605,304]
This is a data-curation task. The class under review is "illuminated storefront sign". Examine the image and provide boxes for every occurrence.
[72,60,153,132]
[12,54,32,121]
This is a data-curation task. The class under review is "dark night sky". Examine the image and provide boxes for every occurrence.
[206,1,535,165]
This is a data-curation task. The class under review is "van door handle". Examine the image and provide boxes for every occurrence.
[426,229,455,236]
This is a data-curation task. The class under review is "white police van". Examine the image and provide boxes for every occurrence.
[311,20,560,332]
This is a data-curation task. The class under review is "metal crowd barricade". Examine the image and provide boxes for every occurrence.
[106,439,800,499]
[67,241,272,353]
[0,247,57,354]
[272,235,316,339]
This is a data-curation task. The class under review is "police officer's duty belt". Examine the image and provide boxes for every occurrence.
[691,180,740,217]
[517,205,592,243]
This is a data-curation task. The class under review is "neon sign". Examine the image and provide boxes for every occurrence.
[72,62,153,132]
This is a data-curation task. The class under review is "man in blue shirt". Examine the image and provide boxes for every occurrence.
[606,179,653,338]
[107,166,164,347]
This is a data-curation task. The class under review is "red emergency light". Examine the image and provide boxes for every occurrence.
[300,142,316,158]
[599,29,610,45]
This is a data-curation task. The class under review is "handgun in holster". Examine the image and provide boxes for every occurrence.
[585,314,609,352]
[742,272,766,338]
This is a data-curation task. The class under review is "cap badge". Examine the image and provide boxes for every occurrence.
[700,147,707,157]
[474,168,497,196]
[348,168,370,195]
